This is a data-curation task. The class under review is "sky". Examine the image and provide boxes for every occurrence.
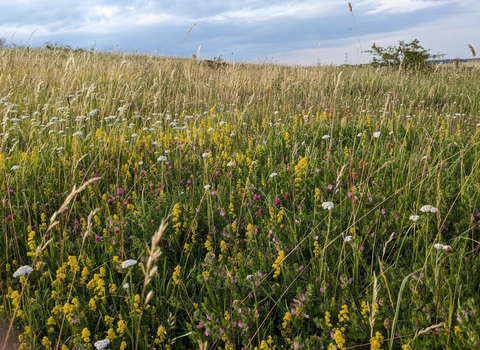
[0,0,478,65]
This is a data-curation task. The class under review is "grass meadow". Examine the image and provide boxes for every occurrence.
[1,47,480,350]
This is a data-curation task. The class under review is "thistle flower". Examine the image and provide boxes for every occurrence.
[13,265,34,278]
[322,202,334,210]
[94,339,111,349]
[121,260,138,269]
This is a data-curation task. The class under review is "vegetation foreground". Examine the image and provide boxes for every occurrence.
[1,48,480,350]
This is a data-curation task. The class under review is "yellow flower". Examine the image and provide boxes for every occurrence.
[81,327,91,343]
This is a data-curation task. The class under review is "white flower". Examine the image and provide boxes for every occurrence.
[157,156,167,161]
[204,184,211,190]
[123,283,129,289]
[48,130,55,134]
[443,245,452,251]
[72,131,83,136]
[94,339,111,350]
[121,259,138,269]
[344,236,353,242]
[373,131,381,138]
[202,152,210,158]
[252,161,257,165]
[57,147,65,152]
[13,265,34,278]
[322,135,330,140]
[131,133,138,138]
[208,128,214,131]
[230,133,235,137]
[269,172,278,178]
[420,205,437,213]
[89,109,99,116]
[409,215,419,222]
[11,165,20,171]
[389,131,394,135]
[357,133,363,137]
[434,243,444,250]
[322,202,334,210]
[219,121,227,126]
[246,275,253,280]
[227,161,235,167]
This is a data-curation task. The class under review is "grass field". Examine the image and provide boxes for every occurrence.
[1,47,480,350]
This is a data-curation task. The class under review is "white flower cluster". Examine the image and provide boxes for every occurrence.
[420,205,437,213]
[13,265,34,278]
[94,339,111,350]
[434,243,452,251]
[322,202,334,210]
[121,259,138,269]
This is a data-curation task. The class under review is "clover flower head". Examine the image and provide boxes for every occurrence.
[121,259,138,269]
[94,339,111,350]
[13,265,34,278]
[322,202,334,210]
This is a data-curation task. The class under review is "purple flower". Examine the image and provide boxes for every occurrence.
[117,188,123,196]
[196,322,203,329]
[205,329,209,337]
[95,235,102,242]
[253,194,261,201]
[273,197,282,207]
[284,192,291,200]
[327,184,333,190]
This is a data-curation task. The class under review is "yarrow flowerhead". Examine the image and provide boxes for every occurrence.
[420,205,437,213]
[11,165,20,171]
[227,161,235,167]
[204,184,211,190]
[409,215,419,221]
[202,152,209,158]
[269,172,278,178]
[13,265,34,278]
[121,260,138,269]
[434,243,444,250]
[373,131,381,138]
[322,134,331,140]
[322,202,334,210]
[94,339,111,350]
[344,236,353,242]
[157,156,167,161]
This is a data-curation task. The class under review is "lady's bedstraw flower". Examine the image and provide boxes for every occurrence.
[121,260,137,269]
[409,215,419,221]
[94,339,111,350]
[13,265,34,278]
[420,205,437,213]
[322,202,334,210]
[373,131,381,138]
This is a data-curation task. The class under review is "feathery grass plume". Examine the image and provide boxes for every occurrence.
[468,44,476,57]
[369,271,379,338]
[348,2,365,63]
[135,220,167,350]
[417,322,445,336]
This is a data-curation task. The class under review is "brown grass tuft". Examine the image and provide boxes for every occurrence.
[468,44,476,57]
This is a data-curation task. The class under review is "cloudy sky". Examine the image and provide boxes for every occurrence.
[0,0,478,65]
